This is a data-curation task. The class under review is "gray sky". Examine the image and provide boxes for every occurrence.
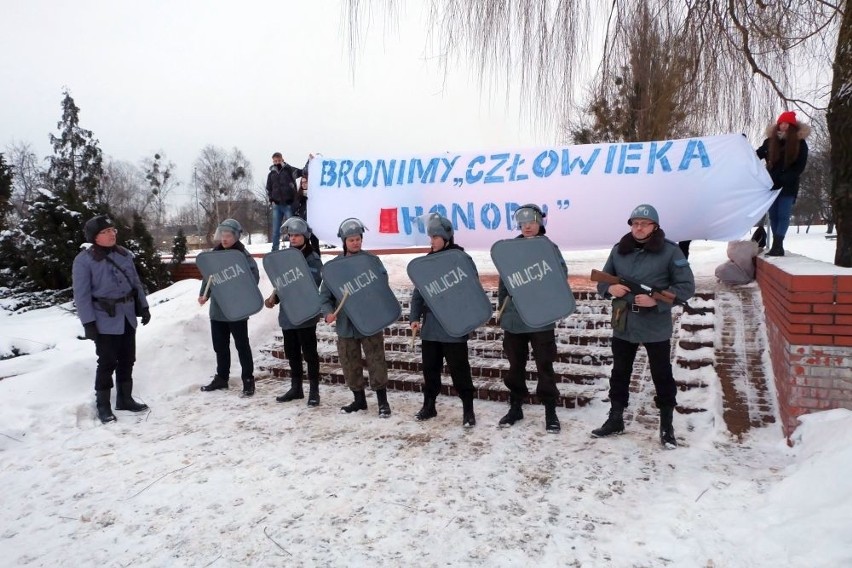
[1,0,548,208]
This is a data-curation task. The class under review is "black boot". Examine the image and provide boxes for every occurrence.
[660,406,677,449]
[498,396,524,427]
[115,380,149,412]
[201,375,229,392]
[241,377,255,397]
[461,394,476,428]
[96,389,116,424]
[307,378,320,407]
[545,403,561,434]
[276,377,304,402]
[341,389,368,413]
[376,388,392,418]
[415,394,437,421]
[591,402,625,438]
[766,236,785,257]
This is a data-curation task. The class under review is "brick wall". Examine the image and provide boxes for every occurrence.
[756,256,852,438]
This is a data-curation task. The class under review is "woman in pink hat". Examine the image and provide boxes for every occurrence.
[755,111,810,256]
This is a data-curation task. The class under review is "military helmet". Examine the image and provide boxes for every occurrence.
[84,215,116,243]
[426,214,453,241]
[337,218,367,239]
[281,216,311,239]
[514,203,546,228]
[215,218,242,240]
[627,204,659,225]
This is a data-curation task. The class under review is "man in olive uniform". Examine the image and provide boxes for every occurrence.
[591,204,695,448]
[72,215,152,423]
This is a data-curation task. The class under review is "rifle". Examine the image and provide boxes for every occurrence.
[590,269,708,316]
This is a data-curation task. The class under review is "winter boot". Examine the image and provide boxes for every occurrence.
[591,402,625,438]
[376,388,392,418]
[276,377,304,402]
[96,390,116,424]
[201,375,229,392]
[341,389,368,414]
[241,377,255,397]
[307,378,320,407]
[415,394,437,421]
[544,403,561,434]
[115,380,149,412]
[660,406,677,449]
[766,236,785,257]
[461,394,476,428]
[498,396,524,427]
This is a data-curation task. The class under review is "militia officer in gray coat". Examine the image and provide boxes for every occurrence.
[409,215,477,428]
[319,218,392,418]
[591,204,695,448]
[198,219,260,397]
[72,215,151,423]
[265,217,324,406]
[497,204,568,434]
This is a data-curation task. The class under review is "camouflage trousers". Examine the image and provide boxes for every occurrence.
[337,332,388,391]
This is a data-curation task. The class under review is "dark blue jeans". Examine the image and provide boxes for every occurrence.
[270,202,294,251]
[768,195,795,238]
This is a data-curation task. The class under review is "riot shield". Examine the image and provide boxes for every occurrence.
[321,253,401,336]
[406,249,491,337]
[262,249,322,325]
[490,237,576,327]
[196,250,263,320]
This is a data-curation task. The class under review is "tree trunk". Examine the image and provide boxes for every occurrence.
[828,5,852,267]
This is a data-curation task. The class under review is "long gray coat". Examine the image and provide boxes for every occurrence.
[597,235,695,344]
[73,245,149,335]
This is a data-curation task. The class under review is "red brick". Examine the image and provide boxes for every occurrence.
[836,336,852,347]
[790,275,836,292]
[785,334,837,345]
[814,303,852,315]
[837,315,852,325]
[812,324,852,336]
[790,292,836,304]
[787,313,835,325]
[838,293,852,304]
[838,277,852,293]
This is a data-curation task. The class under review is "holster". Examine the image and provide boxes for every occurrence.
[611,298,628,333]
[96,298,118,318]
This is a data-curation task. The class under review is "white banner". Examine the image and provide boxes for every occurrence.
[308,134,774,251]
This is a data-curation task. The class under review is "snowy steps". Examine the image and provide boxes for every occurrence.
[262,290,737,414]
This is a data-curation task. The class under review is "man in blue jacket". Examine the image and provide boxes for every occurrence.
[591,204,695,448]
[72,215,152,423]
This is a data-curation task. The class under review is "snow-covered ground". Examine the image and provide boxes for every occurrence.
[1,228,850,567]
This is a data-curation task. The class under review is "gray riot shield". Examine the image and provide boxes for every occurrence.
[406,249,491,337]
[321,253,401,336]
[196,250,263,321]
[490,237,576,327]
[263,249,322,326]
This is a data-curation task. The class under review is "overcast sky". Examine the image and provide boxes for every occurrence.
[1,1,549,208]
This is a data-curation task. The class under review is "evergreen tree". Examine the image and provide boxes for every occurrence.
[122,212,172,292]
[0,153,12,231]
[0,154,25,290]
[171,227,188,266]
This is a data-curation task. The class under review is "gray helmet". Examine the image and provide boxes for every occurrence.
[281,217,311,239]
[337,218,367,239]
[426,214,453,241]
[627,204,659,225]
[84,215,115,243]
[514,203,546,228]
[215,218,242,240]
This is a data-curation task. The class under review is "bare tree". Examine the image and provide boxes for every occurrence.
[5,141,43,217]
[100,158,151,220]
[193,145,256,243]
[346,0,850,265]
[142,152,180,232]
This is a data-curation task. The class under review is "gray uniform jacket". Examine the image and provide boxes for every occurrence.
[409,246,478,343]
[199,243,260,322]
[497,236,568,334]
[319,251,389,339]
[73,245,149,335]
[597,238,695,343]
[277,249,323,330]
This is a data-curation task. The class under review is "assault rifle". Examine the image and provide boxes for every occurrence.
[590,269,709,316]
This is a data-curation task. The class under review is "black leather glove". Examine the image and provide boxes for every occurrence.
[83,322,98,341]
[140,308,151,326]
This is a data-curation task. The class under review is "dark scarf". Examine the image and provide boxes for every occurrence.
[427,240,464,255]
[617,227,666,255]
[214,240,247,253]
[90,244,128,262]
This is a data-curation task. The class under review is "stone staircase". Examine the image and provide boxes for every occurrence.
[262,288,720,414]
